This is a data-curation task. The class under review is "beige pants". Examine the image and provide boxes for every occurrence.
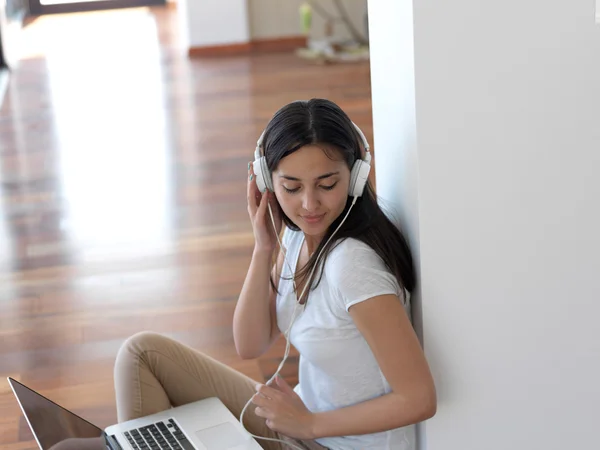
[114,331,327,450]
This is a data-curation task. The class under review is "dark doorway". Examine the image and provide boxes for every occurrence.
[29,0,165,16]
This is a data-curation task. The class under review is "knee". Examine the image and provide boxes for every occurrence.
[115,331,173,373]
[117,331,166,358]
[114,331,170,381]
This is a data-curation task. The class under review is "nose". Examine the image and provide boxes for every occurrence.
[302,189,320,212]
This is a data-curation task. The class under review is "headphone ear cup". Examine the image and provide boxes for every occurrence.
[252,157,273,193]
[252,157,267,193]
[261,156,274,192]
[348,159,371,197]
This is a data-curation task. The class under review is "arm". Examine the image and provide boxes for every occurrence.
[311,294,437,438]
[234,164,284,359]
[233,247,283,359]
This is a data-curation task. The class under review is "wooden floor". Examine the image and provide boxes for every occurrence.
[0,6,372,449]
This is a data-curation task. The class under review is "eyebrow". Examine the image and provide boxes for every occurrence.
[280,171,340,182]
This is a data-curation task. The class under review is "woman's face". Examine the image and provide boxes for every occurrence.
[273,144,350,240]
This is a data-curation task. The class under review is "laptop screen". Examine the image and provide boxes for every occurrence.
[9,378,108,450]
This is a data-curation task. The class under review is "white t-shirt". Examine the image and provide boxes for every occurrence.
[275,227,415,450]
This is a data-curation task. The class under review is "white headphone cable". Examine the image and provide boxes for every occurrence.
[238,195,358,449]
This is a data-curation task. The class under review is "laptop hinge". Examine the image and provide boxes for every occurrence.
[104,433,123,450]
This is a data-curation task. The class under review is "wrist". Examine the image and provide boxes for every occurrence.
[253,246,274,259]
[308,412,322,440]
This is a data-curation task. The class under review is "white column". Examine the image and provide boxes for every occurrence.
[178,0,250,49]
[368,0,422,447]
[369,0,600,449]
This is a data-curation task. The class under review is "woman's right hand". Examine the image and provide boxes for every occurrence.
[247,162,282,253]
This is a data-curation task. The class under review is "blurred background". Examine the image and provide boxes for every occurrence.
[0,1,371,448]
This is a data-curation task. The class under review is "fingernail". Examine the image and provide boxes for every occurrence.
[250,174,254,181]
[248,162,251,170]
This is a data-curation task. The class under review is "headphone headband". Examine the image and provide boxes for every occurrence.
[253,121,371,197]
[255,121,370,161]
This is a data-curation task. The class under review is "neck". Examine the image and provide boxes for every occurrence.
[304,234,323,256]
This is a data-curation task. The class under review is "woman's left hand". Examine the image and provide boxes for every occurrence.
[252,376,316,440]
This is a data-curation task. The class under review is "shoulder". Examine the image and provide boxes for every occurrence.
[326,237,386,271]
[324,238,403,309]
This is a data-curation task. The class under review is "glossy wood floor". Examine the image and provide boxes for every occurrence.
[0,6,372,449]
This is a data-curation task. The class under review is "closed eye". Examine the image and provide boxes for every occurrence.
[321,182,338,191]
[283,182,338,194]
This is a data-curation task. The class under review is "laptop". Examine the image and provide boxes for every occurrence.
[8,377,263,450]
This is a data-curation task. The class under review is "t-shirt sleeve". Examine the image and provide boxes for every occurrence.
[280,226,294,253]
[327,239,402,311]
[280,224,297,248]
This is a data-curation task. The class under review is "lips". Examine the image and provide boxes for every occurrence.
[302,214,325,224]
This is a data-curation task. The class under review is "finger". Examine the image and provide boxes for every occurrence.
[256,188,269,221]
[257,383,282,400]
[247,163,259,216]
[275,375,295,395]
[255,383,272,398]
[251,392,269,406]
[265,419,276,430]
[254,406,274,420]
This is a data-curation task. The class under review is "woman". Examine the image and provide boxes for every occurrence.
[114,98,436,450]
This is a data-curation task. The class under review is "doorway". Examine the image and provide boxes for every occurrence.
[29,0,165,16]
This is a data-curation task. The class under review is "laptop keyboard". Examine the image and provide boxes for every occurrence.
[124,418,194,450]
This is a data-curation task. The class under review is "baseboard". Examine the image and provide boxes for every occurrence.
[188,36,307,58]
[251,36,307,53]
[188,42,252,57]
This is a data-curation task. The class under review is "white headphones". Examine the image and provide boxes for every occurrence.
[252,121,372,198]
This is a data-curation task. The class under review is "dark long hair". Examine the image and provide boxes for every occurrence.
[264,98,416,298]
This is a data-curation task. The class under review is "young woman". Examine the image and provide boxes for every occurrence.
[114,98,436,450]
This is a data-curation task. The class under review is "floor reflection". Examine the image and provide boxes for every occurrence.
[48,9,173,255]
[3,8,176,272]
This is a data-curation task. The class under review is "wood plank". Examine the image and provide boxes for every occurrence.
[0,6,371,447]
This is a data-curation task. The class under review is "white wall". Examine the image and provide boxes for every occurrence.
[367,0,421,447]
[178,0,250,48]
[248,0,367,40]
[370,0,600,449]
[248,0,303,39]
